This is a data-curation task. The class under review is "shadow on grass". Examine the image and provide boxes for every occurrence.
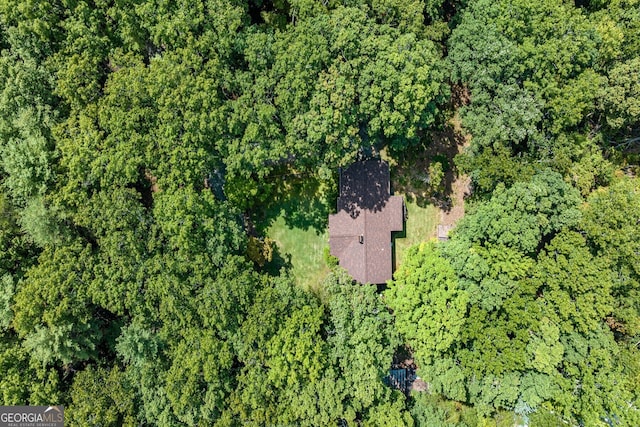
[253,175,336,237]
[262,242,293,277]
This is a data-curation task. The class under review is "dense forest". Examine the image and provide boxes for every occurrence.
[0,0,639,425]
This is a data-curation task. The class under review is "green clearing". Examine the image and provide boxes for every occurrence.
[266,215,330,293]
[260,170,440,290]
[393,196,440,268]
[260,177,334,293]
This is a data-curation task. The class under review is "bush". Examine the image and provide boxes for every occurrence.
[323,246,339,267]
[247,236,274,267]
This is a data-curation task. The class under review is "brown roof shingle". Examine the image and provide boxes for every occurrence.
[329,160,404,284]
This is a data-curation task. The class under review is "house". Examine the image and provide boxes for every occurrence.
[385,369,408,393]
[328,160,405,284]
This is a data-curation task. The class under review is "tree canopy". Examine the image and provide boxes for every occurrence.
[0,0,638,425]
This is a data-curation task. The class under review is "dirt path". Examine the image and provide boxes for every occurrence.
[439,173,470,227]
[438,114,471,230]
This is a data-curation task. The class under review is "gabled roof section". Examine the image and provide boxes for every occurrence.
[329,160,404,284]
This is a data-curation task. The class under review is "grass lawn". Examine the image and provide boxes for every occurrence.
[393,196,440,268]
[258,177,334,293]
[266,215,330,293]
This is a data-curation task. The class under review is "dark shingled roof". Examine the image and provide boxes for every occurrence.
[329,160,405,284]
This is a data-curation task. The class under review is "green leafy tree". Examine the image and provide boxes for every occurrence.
[386,242,468,367]
[52,0,111,109]
[450,0,602,132]
[153,188,245,267]
[0,192,39,327]
[599,0,640,61]
[599,56,640,134]
[225,5,447,206]
[228,275,327,425]
[403,170,639,424]
[1,123,56,205]
[67,365,138,427]
[12,243,102,365]
[0,334,63,405]
[161,257,257,425]
[324,269,403,424]
[113,254,258,426]
[411,393,476,427]
[447,0,622,191]
[532,231,612,336]
[163,329,235,425]
[228,270,408,425]
[447,170,582,256]
[581,177,640,336]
